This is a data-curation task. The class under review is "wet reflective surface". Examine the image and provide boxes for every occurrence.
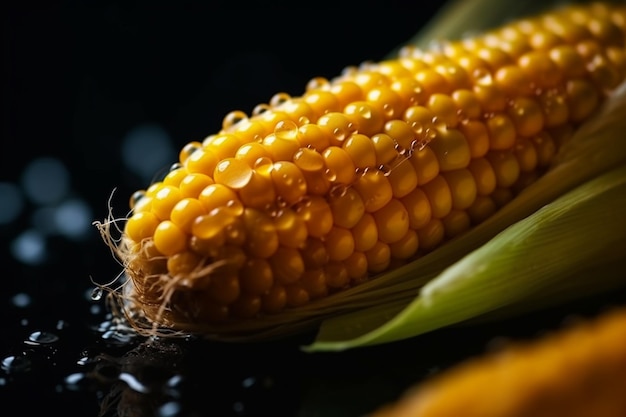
[2,3,625,416]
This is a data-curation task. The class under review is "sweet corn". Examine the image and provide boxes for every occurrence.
[101,2,626,335]
[370,306,626,417]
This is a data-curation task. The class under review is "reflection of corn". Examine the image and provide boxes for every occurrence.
[118,2,626,324]
[371,306,626,417]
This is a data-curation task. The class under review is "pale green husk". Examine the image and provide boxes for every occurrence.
[304,83,626,352]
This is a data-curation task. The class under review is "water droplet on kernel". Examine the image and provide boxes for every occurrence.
[274,120,298,141]
[270,93,291,107]
[293,148,324,172]
[252,104,270,116]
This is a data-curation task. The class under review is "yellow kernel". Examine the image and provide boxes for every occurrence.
[486,113,516,150]
[518,50,562,89]
[153,220,187,256]
[322,146,357,185]
[198,183,243,215]
[452,89,482,120]
[350,69,389,92]
[442,209,471,238]
[458,120,490,158]
[473,82,507,113]
[365,240,391,273]
[151,185,182,221]
[513,138,539,172]
[343,133,377,169]
[389,229,419,260]
[416,218,445,252]
[324,262,350,289]
[192,207,235,240]
[549,45,588,78]
[537,90,570,128]
[386,156,419,198]
[352,169,394,213]
[367,86,404,119]
[400,187,432,229]
[508,96,545,137]
[207,274,240,305]
[170,197,206,234]
[415,68,450,96]
[204,133,243,160]
[384,119,416,150]
[178,173,214,199]
[403,105,436,141]
[240,258,274,295]
[467,158,497,196]
[293,147,325,172]
[442,168,477,210]
[328,186,365,229]
[189,233,225,257]
[390,77,428,107]
[300,237,329,269]
[261,285,287,313]
[477,46,512,70]
[372,198,410,244]
[565,78,600,123]
[166,251,203,276]
[278,98,315,125]
[531,131,557,166]
[162,166,188,187]
[237,169,276,210]
[303,89,340,118]
[410,146,440,185]
[273,208,308,249]
[242,208,279,259]
[324,226,355,261]
[124,211,160,243]
[372,133,400,165]
[296,195,334,238]
[300,268,328,299]
[351,213,378,252]
[421,175,452,219]
[296,123,331,151]
[428,93,459,128]
[232,119,266,143]
[467,195,497,224]
[344,101,385,137]
[285,283,310,307]
[344,251,368,280]
[262,131,299,162]
[269,247,305,285]
[317,112,356,146]
[329,80,363,109]
[486,150,521,188]
[435,63,472,91]
[428,128,471,171]
[185,148,219,176]
[271,161,307,205]
[230,293,262,319]
[235,142,272,167]
[301,169,331,196]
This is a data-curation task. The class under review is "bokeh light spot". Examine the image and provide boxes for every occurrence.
[21,157,70,205]
[0,182,24,225]
[11,229,47,265]
[121,124,176,182]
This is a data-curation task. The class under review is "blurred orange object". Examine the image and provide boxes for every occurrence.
[371,306,626,417]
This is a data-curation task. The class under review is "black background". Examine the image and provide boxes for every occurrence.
[2,2,625,417]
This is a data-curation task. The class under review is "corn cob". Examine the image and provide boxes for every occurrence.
[98,2,626,337]
[370,305,626,417]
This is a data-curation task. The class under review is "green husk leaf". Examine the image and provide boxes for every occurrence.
[305,162,626,351]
